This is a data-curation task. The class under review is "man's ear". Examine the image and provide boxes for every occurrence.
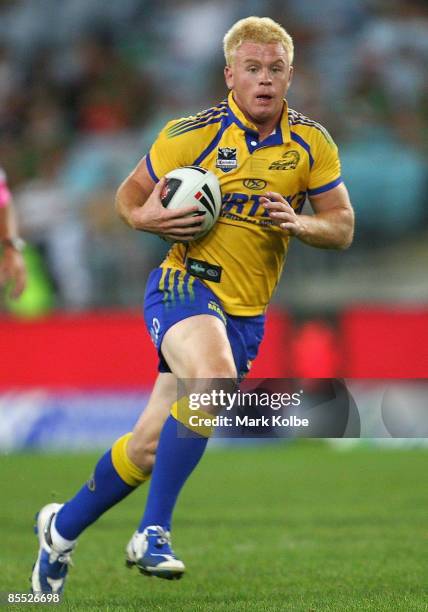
[287,65,294,88]
[224,65,233,90]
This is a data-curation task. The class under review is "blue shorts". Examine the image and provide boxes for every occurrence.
[144,267,265,378]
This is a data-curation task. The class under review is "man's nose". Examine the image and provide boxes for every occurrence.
[259,68,272,84]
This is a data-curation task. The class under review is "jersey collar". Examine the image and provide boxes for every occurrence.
[227,91,291,152]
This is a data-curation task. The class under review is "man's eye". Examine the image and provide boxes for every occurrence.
[247,66,258,73]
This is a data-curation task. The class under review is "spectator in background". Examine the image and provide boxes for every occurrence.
[14,149,91,309]
[0,167,26,299]
[356,0,428,152]
[358,0,428,112]
[57,31,148,135]
[0,43,23,133]
[337,0,428,240]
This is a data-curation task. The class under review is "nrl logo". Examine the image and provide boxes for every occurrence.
[216,147,237,172]
[269,150,300,170]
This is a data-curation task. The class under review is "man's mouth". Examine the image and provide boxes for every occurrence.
[256,94,273,101]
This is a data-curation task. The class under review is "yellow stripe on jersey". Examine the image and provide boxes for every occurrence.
[158,266,168,292]
[168,268,177,306]
[177,271,185,303]
[159,266,171,307]
[187,274,196,302]
[149,91,342,315]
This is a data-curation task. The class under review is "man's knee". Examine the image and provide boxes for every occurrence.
[127,432,158,475]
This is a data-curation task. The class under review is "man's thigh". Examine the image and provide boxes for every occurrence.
[161,313,236,379]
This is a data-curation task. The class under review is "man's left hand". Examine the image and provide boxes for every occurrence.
[260,192,303,236]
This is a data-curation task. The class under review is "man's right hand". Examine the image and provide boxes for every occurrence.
[130,177,205,242]
[0,246,27,299]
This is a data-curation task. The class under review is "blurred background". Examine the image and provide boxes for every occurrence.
[1,0,427,449]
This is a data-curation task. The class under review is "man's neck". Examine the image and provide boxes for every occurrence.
[257,123,278,142]
[240,106,283,141]
[229,92,285,141]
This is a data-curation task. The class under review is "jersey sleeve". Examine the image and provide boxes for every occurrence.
[0,168,11,208]
[146,118,221,183]
[307,128,342,196]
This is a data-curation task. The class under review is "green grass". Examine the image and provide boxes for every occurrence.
[0,442,427,611]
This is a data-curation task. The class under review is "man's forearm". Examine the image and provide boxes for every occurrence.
[0,199,27,298]
[297,207,354,250]
[115,178,151,229]
[0,203,17,240]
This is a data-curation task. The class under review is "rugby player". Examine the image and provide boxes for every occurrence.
[31,16,354,592]
[0,167,26,298]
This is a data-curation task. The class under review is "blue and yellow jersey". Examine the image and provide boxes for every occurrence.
[147,92,342,316]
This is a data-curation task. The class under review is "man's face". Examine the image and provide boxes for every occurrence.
[224,41,293,126]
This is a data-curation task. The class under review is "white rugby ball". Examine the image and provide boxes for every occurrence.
[160,166,222,241]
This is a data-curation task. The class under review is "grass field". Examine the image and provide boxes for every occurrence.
[1,442,427,611]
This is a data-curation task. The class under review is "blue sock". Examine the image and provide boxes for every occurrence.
[139,415,208,532]
[55,450,135,540]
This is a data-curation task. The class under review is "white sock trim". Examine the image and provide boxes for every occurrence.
[50,515,77,552]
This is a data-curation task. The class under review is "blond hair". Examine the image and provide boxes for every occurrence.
[223,16,294,65]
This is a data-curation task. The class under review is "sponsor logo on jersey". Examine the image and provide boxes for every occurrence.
[269,150,300,170]
[221,191,307,216]
[243,178,267,190]
[186,257,222,282]
[208,300,227,324]
[216,147,237,172]
[189,261,205,274]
